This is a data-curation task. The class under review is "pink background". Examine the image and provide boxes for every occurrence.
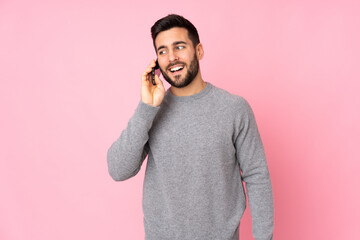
[1,0,359,239]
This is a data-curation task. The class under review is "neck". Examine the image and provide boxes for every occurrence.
[169,73,206,97]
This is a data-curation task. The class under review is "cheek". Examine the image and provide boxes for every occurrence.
[157,58,166,69]
[181,51,195,63]
[180,51,191,60]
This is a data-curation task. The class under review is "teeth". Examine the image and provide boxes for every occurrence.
[170,66,183,72]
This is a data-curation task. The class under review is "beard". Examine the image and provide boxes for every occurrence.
[160,53,199,88]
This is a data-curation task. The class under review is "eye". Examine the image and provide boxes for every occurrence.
[176,46,185,50]
[159,50,166,55]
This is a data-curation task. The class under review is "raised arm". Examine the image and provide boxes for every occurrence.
[107,100,160,181]
[107,60,165,181]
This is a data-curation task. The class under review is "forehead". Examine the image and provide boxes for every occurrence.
[155,27,191,49]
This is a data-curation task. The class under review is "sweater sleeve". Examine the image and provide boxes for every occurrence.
[234,97,274,240]
[107,100,160,181]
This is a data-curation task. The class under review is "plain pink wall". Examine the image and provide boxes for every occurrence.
[1,0,359,239]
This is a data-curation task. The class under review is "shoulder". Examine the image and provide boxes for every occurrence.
[209,82,253,113]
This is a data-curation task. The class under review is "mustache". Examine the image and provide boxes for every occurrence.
[166,61,186,70]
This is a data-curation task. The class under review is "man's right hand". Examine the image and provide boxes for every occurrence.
[141,59,165,107]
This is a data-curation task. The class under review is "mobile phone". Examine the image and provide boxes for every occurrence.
[151,59,160,85]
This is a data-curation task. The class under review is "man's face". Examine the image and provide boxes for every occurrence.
[155,27,200,88]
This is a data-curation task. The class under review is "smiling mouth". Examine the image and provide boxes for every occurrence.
[169,65,184,73]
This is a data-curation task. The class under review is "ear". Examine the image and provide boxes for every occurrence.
[196,43,204,60]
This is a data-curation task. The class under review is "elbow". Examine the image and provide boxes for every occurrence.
[107,155,129,181]
[108,166,139,182]
[107,148,126,181]
[108,168,128,181]
[107,152,138,182]
[106,144,143,181]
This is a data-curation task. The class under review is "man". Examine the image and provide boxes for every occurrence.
[107,14,274,240]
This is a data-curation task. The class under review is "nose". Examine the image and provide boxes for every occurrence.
[168,49,178,62]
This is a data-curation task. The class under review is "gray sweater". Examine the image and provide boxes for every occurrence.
[107,82,274,240]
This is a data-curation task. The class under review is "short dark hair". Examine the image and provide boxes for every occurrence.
[151,14,200,51]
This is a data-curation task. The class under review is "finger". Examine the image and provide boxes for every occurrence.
[154,74,164,89]
[143,66,154,75]
[142,60,157,83]
[141,71,151,84]
[143,60,157,76]
[142,66,154,78]
[148,59,156,68]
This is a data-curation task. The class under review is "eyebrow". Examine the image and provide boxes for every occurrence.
[157,41,188,52]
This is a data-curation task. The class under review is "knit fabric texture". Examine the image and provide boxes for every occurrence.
[107,82,274,240]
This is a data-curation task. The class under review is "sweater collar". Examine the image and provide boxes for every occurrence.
[165,82,213,103]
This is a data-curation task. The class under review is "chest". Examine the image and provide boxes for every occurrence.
[148,104,236,165]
